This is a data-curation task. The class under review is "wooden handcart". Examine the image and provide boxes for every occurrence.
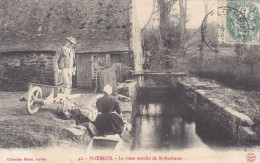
[21,72,80,114]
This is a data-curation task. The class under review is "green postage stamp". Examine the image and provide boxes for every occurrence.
[218,0,260,44]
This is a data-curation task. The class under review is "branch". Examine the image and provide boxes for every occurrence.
[167,0,177,14]
[141,0,157,33]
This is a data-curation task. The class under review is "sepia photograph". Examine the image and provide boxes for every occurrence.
[0,0,260,162]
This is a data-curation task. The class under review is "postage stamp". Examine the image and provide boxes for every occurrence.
[201,6,247,52]
[217,0,260,44]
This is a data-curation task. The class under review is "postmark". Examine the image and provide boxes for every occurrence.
[201,0,260,52]
[201,6,249,52]
[220,0,260,44]
[246,153,256,162]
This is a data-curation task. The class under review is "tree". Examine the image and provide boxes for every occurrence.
[141,0,157,33]
[199,0,209,67]
[157,0,177,44]
[142,0,190,71]
[178,0,187,55]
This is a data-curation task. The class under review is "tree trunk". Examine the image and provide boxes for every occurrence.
[157,0,177,43]
[200,0,208,68]
[179,0,186,55]
[157,0,168,41]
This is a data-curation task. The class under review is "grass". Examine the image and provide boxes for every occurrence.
[0,92,133,149]
[210,88,260,123]
[181,77,260,123]
[0,92,94,149]
[0,108,92,148]
[189,55,260,91]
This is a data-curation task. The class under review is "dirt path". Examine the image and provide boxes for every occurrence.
[0,91,96,148]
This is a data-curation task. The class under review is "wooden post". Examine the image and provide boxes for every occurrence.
[100,66,117,93]
[105,54,111,67]
[170,75,178,89]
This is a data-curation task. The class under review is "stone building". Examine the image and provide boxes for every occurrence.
[0,0,142,91]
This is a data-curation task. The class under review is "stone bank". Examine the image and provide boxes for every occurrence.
[116,74,260,145]
[172,77,260,144]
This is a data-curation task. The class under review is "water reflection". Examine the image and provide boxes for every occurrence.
[132,101,209,151]
[139,103,163,116]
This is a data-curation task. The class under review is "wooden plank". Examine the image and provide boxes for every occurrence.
[105,54,111,67]
[100,66,117,93]
[169,73,186,77]
[28,83,59,97]
[28,82,58,88]
[77,81,92,89]
[139,86,169,88]
[132,72,186,77]
[112,63,124,82]
[77,54,92,89]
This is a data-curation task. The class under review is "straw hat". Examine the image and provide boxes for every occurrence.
[66,37,77,44]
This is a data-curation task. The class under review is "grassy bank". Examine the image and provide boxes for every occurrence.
[0,92,92,148]
[189,55,260,91]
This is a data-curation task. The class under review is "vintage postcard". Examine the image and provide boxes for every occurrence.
[0,0,260,163]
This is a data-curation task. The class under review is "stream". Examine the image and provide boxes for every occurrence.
[131,96,247,151]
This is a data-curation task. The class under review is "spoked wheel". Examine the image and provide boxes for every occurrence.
[27,86,42,114]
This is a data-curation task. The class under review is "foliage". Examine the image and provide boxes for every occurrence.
[189,20,260,91]
[142,0,191,72]
[141,0,260,92]
[189,46,260,91]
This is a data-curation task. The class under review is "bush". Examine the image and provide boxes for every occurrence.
[189,51,260,91]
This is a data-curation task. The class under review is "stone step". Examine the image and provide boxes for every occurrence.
[62,127,85,136]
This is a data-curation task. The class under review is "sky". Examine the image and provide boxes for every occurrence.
[136,0,218,29]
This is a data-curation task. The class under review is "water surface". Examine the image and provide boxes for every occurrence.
[132,97,246,151]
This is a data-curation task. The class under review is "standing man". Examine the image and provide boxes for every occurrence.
[53,37,77,95]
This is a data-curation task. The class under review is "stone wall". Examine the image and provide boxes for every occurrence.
[0,52,130,91]
[117,81,138,104]
[173,77,259,144]
[195,89,256,143]
[0,52,55,91]
[117,81,139,120]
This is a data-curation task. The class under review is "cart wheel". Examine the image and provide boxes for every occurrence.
[27,86,42,114]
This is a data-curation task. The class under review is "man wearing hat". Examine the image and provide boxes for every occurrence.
[53,37,77,95]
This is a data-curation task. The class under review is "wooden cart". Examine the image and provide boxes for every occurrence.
[22,72,80,114]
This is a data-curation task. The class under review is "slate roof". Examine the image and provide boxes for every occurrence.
[0,0,131,53]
